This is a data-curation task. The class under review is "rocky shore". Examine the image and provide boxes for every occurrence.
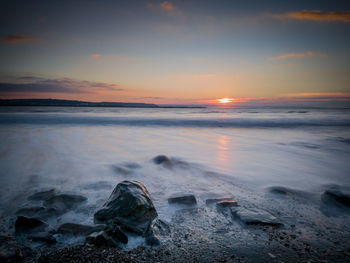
[1,155,350,263]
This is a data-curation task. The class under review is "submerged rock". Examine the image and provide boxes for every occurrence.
[94,180,157,236]
[86,224,128,246]
[153,155,171,165]
[15,216,48,234]
[231,207,282,226]
[0,235,24,262]
[28,189,55,201]
[168,194,197,205]
[57,223,105,236]
[205,196,234,205]
[322,189,350,207]
[43,194,87,212]
[16,206,61,219]
[27,232,56,244]
[216,200,238,209]
[145,219,171,246]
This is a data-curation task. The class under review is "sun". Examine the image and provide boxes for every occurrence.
[217,98,234,104]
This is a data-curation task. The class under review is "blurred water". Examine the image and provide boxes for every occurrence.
[0,106,349,225]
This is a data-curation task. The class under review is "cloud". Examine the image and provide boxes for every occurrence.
[160,1,176,11]
[2,35,40,44]
[0,77,123,94]
[91,54,101,59]
[270,51,327,60]
[273,10,350,23]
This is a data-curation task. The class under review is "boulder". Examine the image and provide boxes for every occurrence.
[231,207,282,226]
[322,189,350,207]
[94,181,157,236]
[43,194,87,212]
[15,216,48,234]
[145,219,171,246]
[168,194,197,205]
[57,223,105,236]
[28,189,55,201]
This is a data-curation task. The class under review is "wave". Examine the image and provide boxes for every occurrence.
[1,114,350,128]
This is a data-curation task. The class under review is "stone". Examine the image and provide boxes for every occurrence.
[168,194,197,205]
[94,180,157,235]
[86,225,128,246]
[216,200,238,208]
[205,196,234,205]
[15,216,48,234]
[0,235,24,262]
[57,223,105,236]
[16,206,61,219]
[145,219,170,246]
[231,207,282,226]
[28,189,55,201]
[43,194,87,212]
[322,189,350,207]
[152,155,170,165]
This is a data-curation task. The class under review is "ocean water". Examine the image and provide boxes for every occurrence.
[0,106,350,231]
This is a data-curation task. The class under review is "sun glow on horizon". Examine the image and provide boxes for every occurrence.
[217,98,234,104]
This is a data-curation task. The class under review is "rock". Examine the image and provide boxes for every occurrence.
[94,180,157,236]
[28,189,55,201]
[57,223,105,236]
[15,216,48,234]
[86,225,128,246]
[43,194,87,212]
[145,219,170,246]
[27,232,56,244]
[168,194,197,205]
[153,155,170,165]
[205,196,234,205]
[216,200,238,208]
[0,235,24,262]
[322,189,350,207]
[16,206,61,219]
[231,207,282,226]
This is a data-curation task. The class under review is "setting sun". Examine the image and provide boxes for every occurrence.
[217,98,234,104]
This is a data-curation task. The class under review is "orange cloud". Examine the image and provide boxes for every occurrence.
[91,54,101,59]
[160,1,176,11]
[2,35,39,44]
[270,51,327,60]
[274,10,350,23]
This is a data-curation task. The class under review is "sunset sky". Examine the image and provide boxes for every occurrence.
[0,0,349,106]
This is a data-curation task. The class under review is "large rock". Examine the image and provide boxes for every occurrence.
[322,189,350,207]
[94,180,157,235]
[86,224,128,246]
[28,189,55,201]
[15,216,48,234]
[57,223,105,236]
[168,194,197,205]
[43,194,87,212]
[231,207,282,226]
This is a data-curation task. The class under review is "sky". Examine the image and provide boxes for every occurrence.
[0,0,349,106]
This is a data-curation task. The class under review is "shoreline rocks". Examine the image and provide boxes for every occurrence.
[168,194,197,206]
[15,216,48,234]
[231,207,282,226]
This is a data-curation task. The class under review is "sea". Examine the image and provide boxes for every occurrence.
[0,106,350,242]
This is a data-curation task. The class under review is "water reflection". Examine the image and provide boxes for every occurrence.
[216,135,229,168]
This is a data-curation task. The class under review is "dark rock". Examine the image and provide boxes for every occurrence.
[28,189,55,201]
[0,235,24,263]
[205,196,234,205]
[168,194,197,205]
[94,180,157,235]
[216,200,238,208]
[57,223,105,236]
[16,206,61,219]
[145,219,170,246]
[28,232,56,244]
[86,225,128,246]
[43,194,87,212]
[322,189,350,207]
[231,207,282,226]
[153,155,170,165]
[15,216,48,234]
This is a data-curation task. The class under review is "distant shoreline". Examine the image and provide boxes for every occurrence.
[0,99,206,109]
